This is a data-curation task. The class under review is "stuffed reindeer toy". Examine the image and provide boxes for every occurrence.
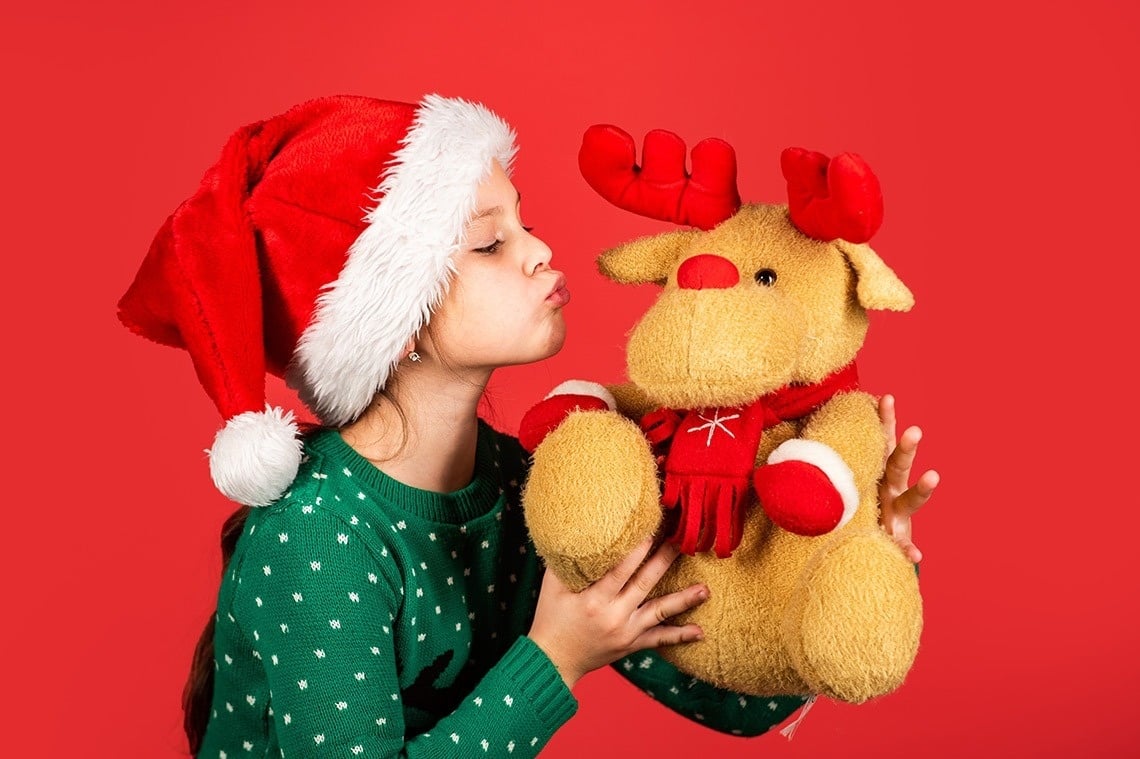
[519,125,923,704]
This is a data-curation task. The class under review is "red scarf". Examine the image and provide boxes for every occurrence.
[640,363,859,558]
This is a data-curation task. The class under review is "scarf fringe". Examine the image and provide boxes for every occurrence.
[664,475,749,558]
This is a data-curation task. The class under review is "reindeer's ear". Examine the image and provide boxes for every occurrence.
[834,239,914,312]
[597,230,700,285]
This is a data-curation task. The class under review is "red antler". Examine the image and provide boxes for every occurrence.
[579,125,741,231]
[781,148,883,243]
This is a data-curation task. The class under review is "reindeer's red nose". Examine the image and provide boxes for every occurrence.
[676,254,739,290]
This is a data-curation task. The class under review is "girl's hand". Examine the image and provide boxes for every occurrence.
[878,394,940,563]
[528,538,708,689]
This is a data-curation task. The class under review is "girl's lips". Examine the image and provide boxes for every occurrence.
[546,285,571,306]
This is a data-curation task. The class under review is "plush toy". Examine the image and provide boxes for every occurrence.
[519,125,922,704]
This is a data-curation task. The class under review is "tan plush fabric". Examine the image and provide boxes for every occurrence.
[522,201,923,703]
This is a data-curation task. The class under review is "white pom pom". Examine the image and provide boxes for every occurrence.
[207,405,303,507]
[544,380,616,410]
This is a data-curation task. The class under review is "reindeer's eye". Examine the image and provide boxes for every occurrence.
[754,269,778,287]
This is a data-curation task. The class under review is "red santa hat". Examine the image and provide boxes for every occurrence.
[118,94,518,506]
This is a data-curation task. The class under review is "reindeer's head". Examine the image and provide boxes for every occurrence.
[580,126,913,410]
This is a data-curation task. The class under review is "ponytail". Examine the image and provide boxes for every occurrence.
[183,505,250,754]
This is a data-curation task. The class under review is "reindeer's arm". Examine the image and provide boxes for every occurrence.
[605,381,659,420]
[754,390,886,535]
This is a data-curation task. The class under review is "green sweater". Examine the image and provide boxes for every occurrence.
[199,421,805,757]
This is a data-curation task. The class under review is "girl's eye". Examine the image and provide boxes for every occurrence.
[474,240,503,255]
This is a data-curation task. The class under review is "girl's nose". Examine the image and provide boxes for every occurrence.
[676,254,739,289]
[527,233,554,275]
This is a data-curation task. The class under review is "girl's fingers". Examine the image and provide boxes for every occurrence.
[879,394,897,453]
[632,623,704,651]
[892,534,923,564]
[884,426,922,494]
[597,536,656,597]
[631,583,709,630]
[617,541,681,606]
[894,469,940,517]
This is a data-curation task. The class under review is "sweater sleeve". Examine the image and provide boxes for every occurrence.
[232,507,576,758]
[610,650,808,737]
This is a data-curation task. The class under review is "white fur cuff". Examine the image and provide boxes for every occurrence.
[767,438,859,529]
[544,380,616,410]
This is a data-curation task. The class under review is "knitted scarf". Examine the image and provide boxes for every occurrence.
[639,363,859,558]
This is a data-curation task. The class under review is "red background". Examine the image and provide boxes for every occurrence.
[4,0,1138,756]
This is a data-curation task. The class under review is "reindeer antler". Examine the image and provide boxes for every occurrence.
[579,125,740,230]
[781,148,884,243]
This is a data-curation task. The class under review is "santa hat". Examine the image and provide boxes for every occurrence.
[118,94,517,506]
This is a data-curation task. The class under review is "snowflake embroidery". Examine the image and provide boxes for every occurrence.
[687,409,740,447]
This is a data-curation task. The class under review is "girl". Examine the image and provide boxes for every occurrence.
[118,94,938,757]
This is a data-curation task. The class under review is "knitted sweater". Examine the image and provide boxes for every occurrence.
[199,421,806,758]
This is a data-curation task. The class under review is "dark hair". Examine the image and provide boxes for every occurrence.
[183,504,250,754]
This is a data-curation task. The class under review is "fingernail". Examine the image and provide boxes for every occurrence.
[697,586,710,600]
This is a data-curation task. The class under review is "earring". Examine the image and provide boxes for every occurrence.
[408,351,422,363]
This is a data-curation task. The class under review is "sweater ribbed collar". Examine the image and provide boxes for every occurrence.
[305,419,503,524]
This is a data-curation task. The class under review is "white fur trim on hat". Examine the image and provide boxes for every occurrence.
[207,405,303,507]
[544,380,617,410]
[287,94,517,426]
[767,438,859,529]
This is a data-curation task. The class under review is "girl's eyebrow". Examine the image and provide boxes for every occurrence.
[468,191,522,223]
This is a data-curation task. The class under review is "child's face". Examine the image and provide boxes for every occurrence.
[425,160,568,370]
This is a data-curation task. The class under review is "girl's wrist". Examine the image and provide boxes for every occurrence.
[526,632,582,690]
